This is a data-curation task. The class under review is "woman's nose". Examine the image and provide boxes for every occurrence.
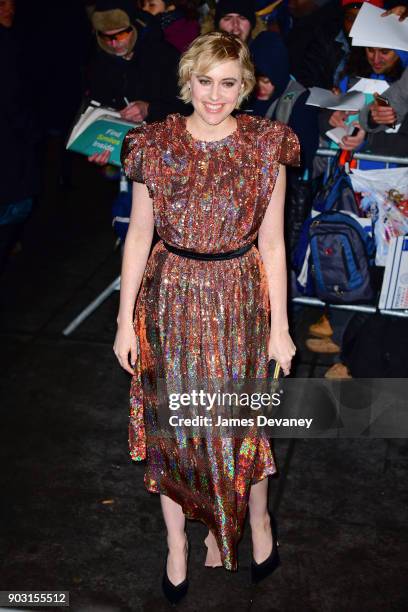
[209,83,219,100]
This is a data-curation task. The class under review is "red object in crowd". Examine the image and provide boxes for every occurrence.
[338,150,357,168]
[163,18,200,54]
[341,0,384,8]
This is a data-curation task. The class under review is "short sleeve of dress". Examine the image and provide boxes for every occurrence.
[278,123,301,167]
[120,123,149,183]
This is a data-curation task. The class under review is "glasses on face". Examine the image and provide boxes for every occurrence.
[98,26,133,42]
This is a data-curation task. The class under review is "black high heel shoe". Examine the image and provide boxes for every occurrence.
[250,513,280,584]
[162,534,189,606]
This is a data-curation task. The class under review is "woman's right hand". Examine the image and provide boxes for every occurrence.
[113,321,138,374]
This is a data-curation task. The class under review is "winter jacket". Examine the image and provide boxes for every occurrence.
[359,68,408,133]
[294,28,349,90]
[87,18,187,122]
[285,1,343,85]
[158,10,200,54]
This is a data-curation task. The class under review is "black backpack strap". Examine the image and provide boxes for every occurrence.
[265,80,306,124]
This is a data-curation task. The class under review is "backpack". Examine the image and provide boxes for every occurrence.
[313,162,360,215]
[265,79,306,124]
[293,157,376,303]
[308,210,375,304]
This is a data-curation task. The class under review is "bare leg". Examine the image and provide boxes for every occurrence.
[248,478,273,564]
[204,478,273,567]
[160,493,188,585]
[204,530,222,567]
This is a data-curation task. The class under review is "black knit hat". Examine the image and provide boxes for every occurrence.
[215,0,256,29]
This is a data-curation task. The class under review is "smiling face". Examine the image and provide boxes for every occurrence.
[366,47,399,74]
[189,59,243,126]
[218,13,252,42]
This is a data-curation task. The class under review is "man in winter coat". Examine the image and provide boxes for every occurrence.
[87,0,186,124]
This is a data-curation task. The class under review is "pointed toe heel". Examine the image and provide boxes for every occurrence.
[162,535,189,605]
[162,562,189,606]
[250,514,281,585]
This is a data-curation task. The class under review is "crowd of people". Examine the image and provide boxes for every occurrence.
[1,0,408,376]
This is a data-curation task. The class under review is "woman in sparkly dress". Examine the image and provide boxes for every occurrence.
[114,32,299,604]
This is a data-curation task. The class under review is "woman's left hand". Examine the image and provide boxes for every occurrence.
[268,329,296,376]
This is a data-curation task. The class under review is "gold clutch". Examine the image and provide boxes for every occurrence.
[267,359,282,380]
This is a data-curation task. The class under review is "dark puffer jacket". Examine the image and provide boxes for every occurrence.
[87,13,187,122]
[294,27,347,89]
[285,2,343,86]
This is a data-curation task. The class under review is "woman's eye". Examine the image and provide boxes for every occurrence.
[223,82,235,88]
[198,79,210,85]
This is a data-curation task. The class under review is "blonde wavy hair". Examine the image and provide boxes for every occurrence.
[178,32,255,108]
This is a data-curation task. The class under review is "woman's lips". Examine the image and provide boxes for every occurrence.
[203,103,224,113]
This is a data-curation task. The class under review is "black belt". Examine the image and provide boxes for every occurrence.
[162,240,254,261]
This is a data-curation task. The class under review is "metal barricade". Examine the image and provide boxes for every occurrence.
[317,147,408,167]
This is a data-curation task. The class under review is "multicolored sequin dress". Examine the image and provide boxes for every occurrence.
[121,113,300,571]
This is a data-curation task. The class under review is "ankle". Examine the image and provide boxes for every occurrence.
[167,532,187,552]
[250,512,271,533]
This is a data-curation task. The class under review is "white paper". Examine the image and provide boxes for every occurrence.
[379,236,408,310]
[66,104,121,147]
[306,87,366,111]
[325,127,348,144]
[325,124,360,145]
[348,78,389,95]
[385,123,401,134]
[350,3,408,52]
